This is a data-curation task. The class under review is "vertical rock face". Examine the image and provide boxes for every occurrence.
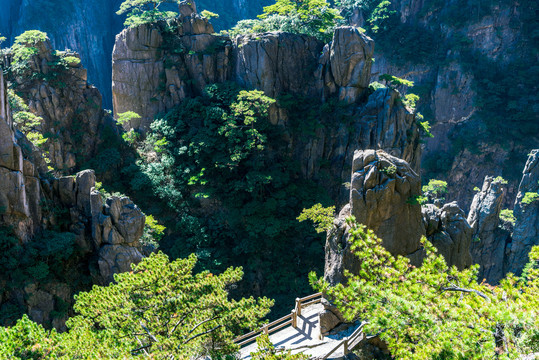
[0,68,41,241]
[234,32,324,98]
[5,37,105,172]
[507,150,539,276]
[111,13,420,202]
[368,1,537,211]
[324,150,425,285]
[112,15,231,130]
[422,202,473,270]
[467,176,507,282]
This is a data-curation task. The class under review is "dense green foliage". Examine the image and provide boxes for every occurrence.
[499,209,516,226]
[228,0,342,42]
[0,252,272,358]
[0,226,85,326]
[422,179,448,204]
[10,30,48,75]
[311,219,539,359]
[94,83,332,315]
[297,203,335,233]
[522,192,539,205]
[117,0,181,27]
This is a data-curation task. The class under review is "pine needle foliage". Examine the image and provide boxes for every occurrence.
[310,219,539,359]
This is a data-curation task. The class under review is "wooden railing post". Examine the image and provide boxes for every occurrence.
[263,324,269,335]
[344,339,349,355]
[295,298,302,317]
[291,310,297,328]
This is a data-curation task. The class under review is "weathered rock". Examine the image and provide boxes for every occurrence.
[319,309,342,336]
[5,38,105,172]
[75,170,96,217]
[112,17,231,131]
[350,150,424,255]
[106,196,146,244]
[324,150,425,285]
[98,245,144,283]
[468,176,507,283]
[326,27,374,103]
[421,202,473,270]
[0,69,42,240]
[234,32,324,98]
[507,150,539,276]
[438,202,472,269]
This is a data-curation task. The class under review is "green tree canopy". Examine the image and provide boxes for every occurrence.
[0,252,273,358]
[229,0,342,42]
[310,219,539,359]
[117,0,181,27]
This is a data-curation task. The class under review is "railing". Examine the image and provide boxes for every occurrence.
[319,323,365,360]
[234,292,323,347]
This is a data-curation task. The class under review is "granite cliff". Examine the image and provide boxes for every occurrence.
[0,0,271,108]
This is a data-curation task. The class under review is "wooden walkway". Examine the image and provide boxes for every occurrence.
[235,294,365,359]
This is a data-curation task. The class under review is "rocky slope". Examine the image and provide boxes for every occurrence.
[324,148,539,290]
[108,8,426,311]
[0,66,146,328]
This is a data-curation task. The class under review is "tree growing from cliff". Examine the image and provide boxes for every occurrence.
[117,0,182,27]
[310,218,539,359]
[229,0,342,42]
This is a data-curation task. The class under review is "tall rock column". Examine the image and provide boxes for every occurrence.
[0,68,42,241]
[507,150,539,276]
[467,176,508,283]
[324,150,425,285]
[324,26,374,104]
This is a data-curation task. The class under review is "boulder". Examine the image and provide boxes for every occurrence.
[349,150,424,256]
[106,196,145,244]
[421,202,473,270]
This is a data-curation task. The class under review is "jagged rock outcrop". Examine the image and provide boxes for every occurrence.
[1,0,273,108]
[0,66,145,328]
[507,150,539,276]
[111,11,421,205]
[112,12,231,130]
[324,150,425,285]
[467,176,508,282]
[422,202,472,270]
[4,36,105,171]
[53,170,145,284]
